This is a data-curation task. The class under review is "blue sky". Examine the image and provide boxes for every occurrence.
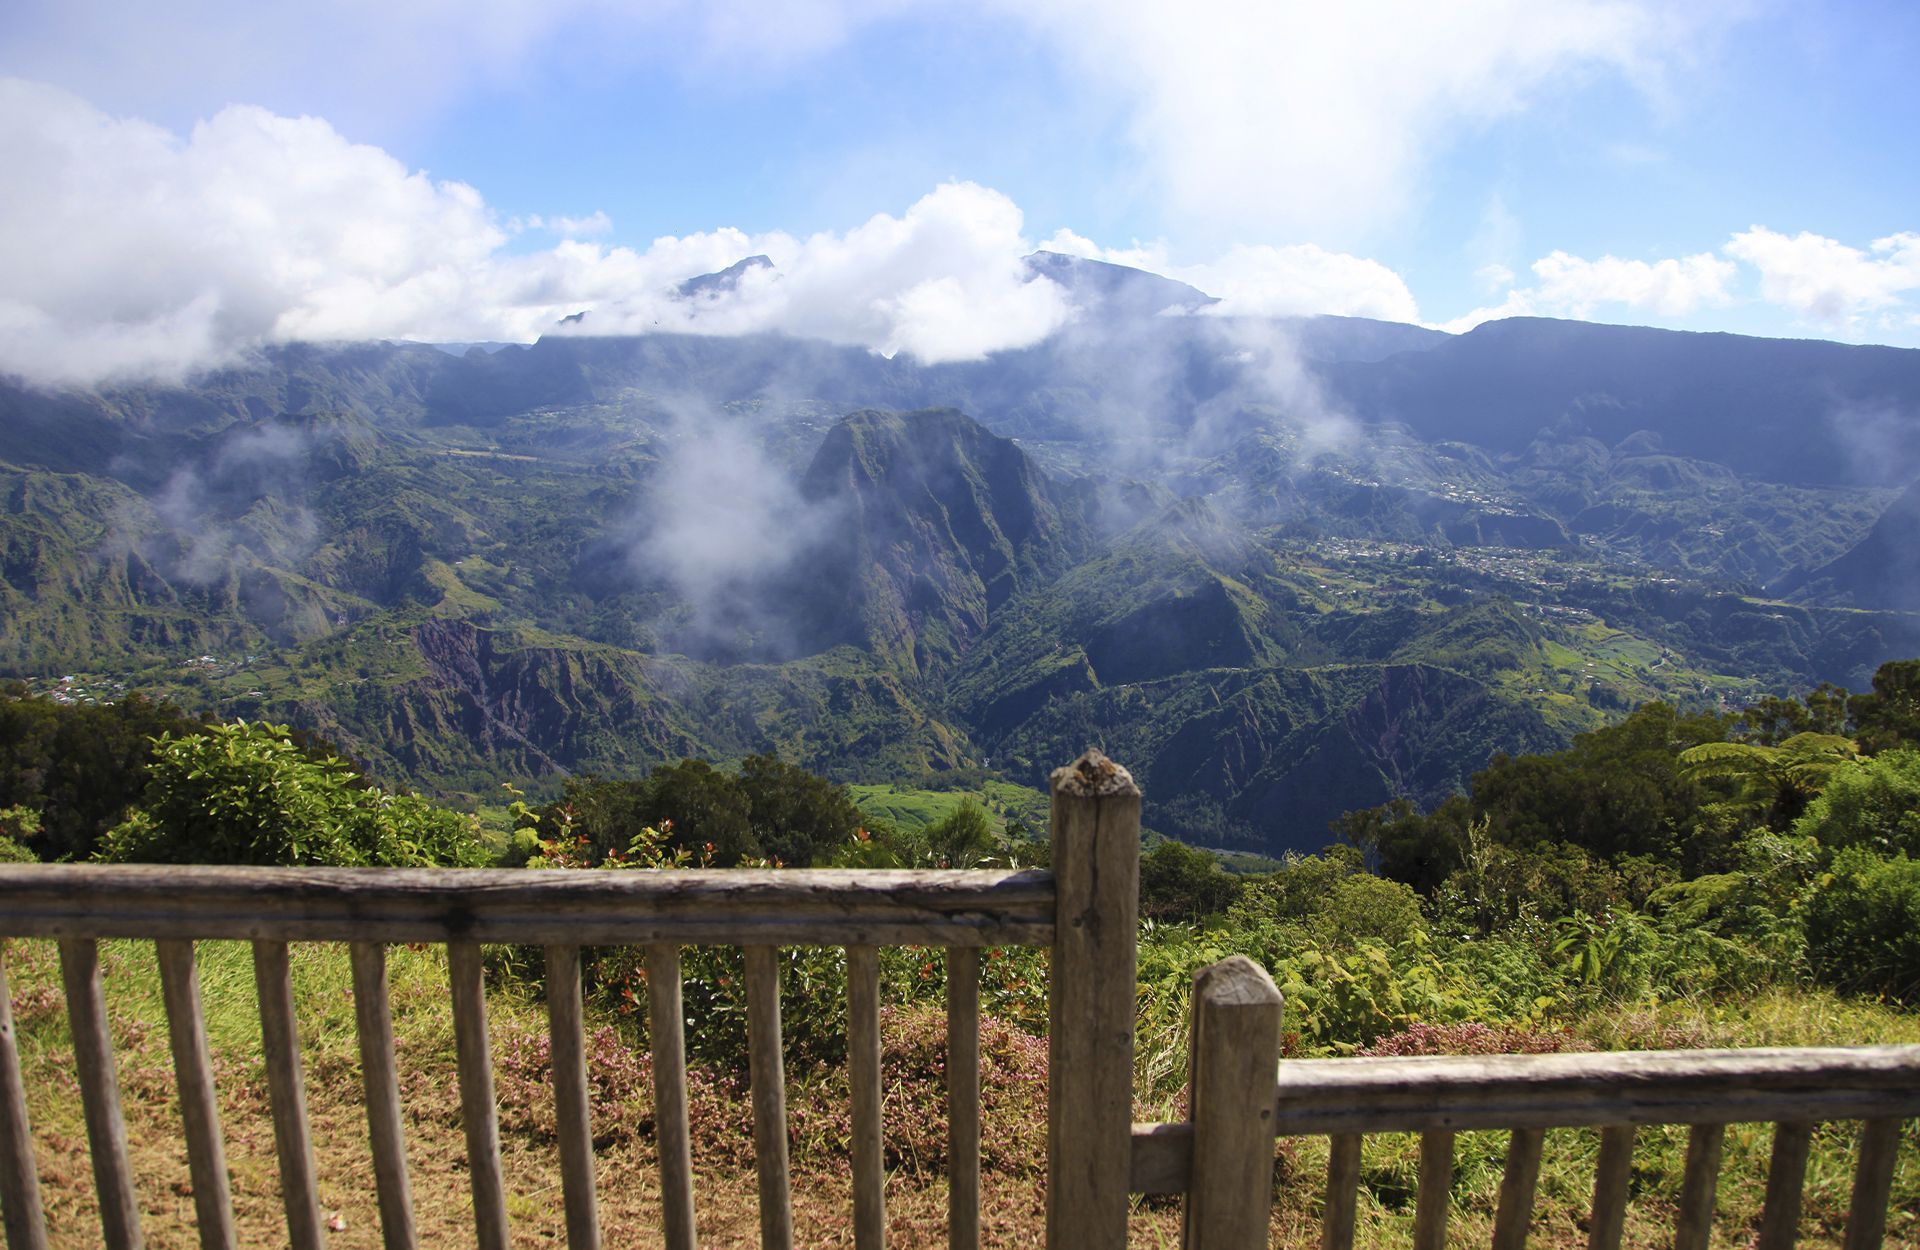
[2,1,1918,385]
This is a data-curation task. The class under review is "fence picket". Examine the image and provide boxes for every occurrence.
[155,941,234,1250]
[546,945,601,1250]
[1046,750,1141,1250]
[1586,1125,1636,1250]
[1758,1120,1815,1250]
[645,945,698,1250]
[60,939,142,1250]
[1491,1127,1544,1250]
[448,942,510,1250]
[1319,1135,1361,1250]
[349,942,417,1250]
[1411,1130,1454,1250]
[1844,1118,1900,1250]
[1182,957,1281,1250]
[946,947,980,1250]
[0,947,47,1250]
[1675,1124,1726,1250]
[253,940,324,1250]
[745,946,793,1250]
[848,945,884,1250]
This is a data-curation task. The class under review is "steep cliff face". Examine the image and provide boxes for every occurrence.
[1216,664,1559,853]
[231,617,978,793]
[322,618,709,782]
[792,408,1094,673]
[1780,479,1920,611]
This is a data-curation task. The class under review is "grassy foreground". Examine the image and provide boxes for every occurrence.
[3,938,1917,1249]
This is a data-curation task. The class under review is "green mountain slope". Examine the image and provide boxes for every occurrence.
[4,311,1920,855]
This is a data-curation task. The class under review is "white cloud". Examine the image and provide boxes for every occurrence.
[0,81,1076,385]
[1185,245,1421,322]
[0,79,508,384]
[995,0,1690,241]
[1040,231,1421,322]
[1445,228,1920,338]
[1441,247,1735,331]
[1725,227,1920,328]
[1531,250,1737,317]
[4,1,1738,249]
[612,183,1074,362]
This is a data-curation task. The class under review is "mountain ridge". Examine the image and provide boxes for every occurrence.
[4,292,1919,854]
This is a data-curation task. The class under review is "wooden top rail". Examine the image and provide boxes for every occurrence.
[1268,1045,1920,1136]
[0,864,1056,947]
[1131,1043,1920,1198]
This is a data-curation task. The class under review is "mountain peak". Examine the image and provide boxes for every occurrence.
[676,254,775,299]
[1023,251,1215,318]
[795,408,1091,673]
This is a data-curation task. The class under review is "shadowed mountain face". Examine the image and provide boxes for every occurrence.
[1321,318,1920,488]
[1776,479,1920,611]
[792,409,1095,672]
[3,273,1919,853]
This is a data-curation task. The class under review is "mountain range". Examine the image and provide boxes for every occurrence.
[2,253,1916,854]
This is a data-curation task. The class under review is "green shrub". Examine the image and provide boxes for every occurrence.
[100,722,485,867]
[1308,874,1426,948]
[1802,848,1920,1002]
[1793,748,1920,858]
[0,805,39,863]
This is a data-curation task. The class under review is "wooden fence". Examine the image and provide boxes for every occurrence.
[0,748,1914,1249]
[1127,956,1920,1250]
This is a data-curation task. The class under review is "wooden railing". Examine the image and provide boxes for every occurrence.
[0,748,1914,1249]
[1129,955,1920,1250]
[0,749,1142,1250]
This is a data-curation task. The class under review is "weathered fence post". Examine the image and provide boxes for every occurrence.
[1047,749,1141,1250]
[1183,956,1283,1250]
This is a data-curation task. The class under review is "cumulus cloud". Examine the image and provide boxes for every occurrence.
[0,79,508,383]
[1442,247,1736,331]
[5,1,1737,250]
[0,80,1076,385]
[585,185,1075,361]
[1531,250,1737,317]
[996,0,1690,241]
[1041,231,1421,322]
[1725,227,1920,328]
[1446,228,1920,339]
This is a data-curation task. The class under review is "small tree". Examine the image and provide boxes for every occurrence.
[100,722,484,867]
[925,800,995,867]
[1792,748,1920,858]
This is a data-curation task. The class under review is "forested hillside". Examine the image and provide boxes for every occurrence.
[3,259,1918,853]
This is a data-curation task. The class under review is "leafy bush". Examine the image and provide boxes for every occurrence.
[1308,874,1425,948]
[1803,848,1920,1001]
[1793,749,1920,857]
[1360,1020,1578,1056]
[923,800,995,868]
[99,722,486,867]
[0,805,39,863]
[534,755,867,868]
